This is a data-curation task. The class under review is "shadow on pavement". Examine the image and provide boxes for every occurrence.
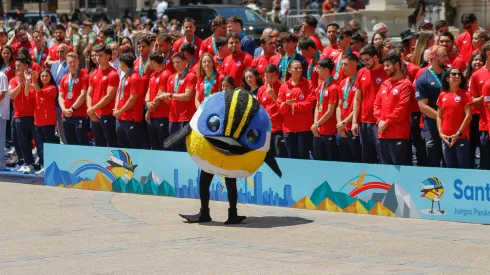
[195,216,314,228]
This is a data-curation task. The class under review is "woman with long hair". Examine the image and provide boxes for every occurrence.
[242,67,264,97]
[277,60,315,159]
[411,31,435,67]
[221,76,236,92]
[380,38,392,59]
[371,31,387,50]
[471,30,489,54]
[195,53,222,108]
[88,49,98,76]
[0,46,15,81]
[25,69,57,174]
[119,36,135,57]
[17,47,41,73]
[437,67,472,168]
[464,51,486,168]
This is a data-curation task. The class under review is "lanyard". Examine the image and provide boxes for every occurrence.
[343,73,357,103]
[174,68,188,94]
[35,47,44,65]
[203,71,216,98]
[0,64,7,73]
[163,49,173,65]
[188,36,195,46]
[428,66,443,87]
[67,69,79,98]
[319,77,332,105]
[402,61,408,77]
[187,57,195,70]
[239,32,245,39]
[139,56,148,77]
[281,52,297,80]
[212,35,218,55]
[307,51,321,79]
[335,47,352,75]
[120,69,132,100]
[216,57,223,66]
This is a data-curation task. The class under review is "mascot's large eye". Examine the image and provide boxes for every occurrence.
[207,115,220,132]
[246,129,259,144]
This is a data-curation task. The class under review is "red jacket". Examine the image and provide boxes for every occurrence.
[34,84,57,126]
[277,77,315,133]
[257,81,283,133]
[374,78,413,139]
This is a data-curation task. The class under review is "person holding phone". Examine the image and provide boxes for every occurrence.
[437,67,472,168]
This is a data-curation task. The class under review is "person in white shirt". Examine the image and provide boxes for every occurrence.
[109,41,123,79]
[0,71,9,171]
[156,0,169,19]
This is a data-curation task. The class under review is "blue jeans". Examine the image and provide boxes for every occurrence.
[116,120,144,149]
[283,131,313,159]
[336,130,362,163]
[147,117,169,150]
[62,117,89,145]
[379,138,410,165]
[0,119,6,169]
[92,115,118,147]
[169,121,189,152]
[359,122,379,163]
[442,138,470,168]
[313,135,339,161]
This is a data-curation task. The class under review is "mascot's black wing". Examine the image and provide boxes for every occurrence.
[163,124,192,149]
[264,149,282,178]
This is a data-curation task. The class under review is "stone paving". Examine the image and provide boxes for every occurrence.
[0,181,489,275]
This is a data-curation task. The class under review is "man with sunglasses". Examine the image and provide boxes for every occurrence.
[352,44,388,164]
[456,13,480,64]
[330,27,358,86]
[416,45,449,167]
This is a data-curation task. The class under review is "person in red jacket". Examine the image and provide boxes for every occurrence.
[439,32,466,72]
[29,30,49,70]
[114,53,145,149]
[172,18,203,61]
[251,35,277,77]
[277,60,315,159]
[160,52,198,151]
[298,37,321,89]
[374,51,413,165]
[86,44,120,147]
[352,44,388,164]
[26,69,57,173]
[336,53,361,162]
[59,52,89,145]
[156,33,176,74]
[456,13,479,64]
[8,27,33,57]
[0,46,15,81]
[331,27,357,86]
[321,23,340,60]
[145,52,171,150]
[8,58,36,174]
[195,53,222,108]
[133,36,154,93]
[45,24,73,67]
[223,33,253,88]
[438,67,472,168]
[301,15,323,51]
[311,58,340,161]
[199,16,227,57]
[213,37,230,75]
[180,42,198,74]
[257,64,285,157]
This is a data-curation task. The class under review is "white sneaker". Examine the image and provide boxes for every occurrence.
[22,165,34,174]
[17,165,27,172]
[35,167,44,176]
[7,147,15,155]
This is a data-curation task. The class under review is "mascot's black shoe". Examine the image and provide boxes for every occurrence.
[224,208,246,225]
[179,208,212,223]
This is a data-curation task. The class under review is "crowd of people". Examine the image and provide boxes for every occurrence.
[0,9,488,176]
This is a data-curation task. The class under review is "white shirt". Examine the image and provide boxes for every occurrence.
[280,0,290,15]
[157,1,168,18]
[56,60,66,76]
[0,72,9,120]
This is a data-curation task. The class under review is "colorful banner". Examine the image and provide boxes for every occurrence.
[44,143,490,224]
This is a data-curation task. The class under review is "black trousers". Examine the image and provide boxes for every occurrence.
[199,170,238,210]
[92,115,118,147]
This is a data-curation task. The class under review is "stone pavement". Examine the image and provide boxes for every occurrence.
[0,181,489,275]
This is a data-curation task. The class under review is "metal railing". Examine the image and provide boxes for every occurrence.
[284,11,363,29]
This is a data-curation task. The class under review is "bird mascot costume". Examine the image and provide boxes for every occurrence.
[164,89,282,224]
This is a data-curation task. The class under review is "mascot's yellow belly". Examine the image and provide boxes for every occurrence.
[186,131,267,178]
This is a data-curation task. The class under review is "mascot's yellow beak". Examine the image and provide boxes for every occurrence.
[205,136,250,155]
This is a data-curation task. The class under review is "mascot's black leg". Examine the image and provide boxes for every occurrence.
[224,177,246,225]
[179,170,213,223]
